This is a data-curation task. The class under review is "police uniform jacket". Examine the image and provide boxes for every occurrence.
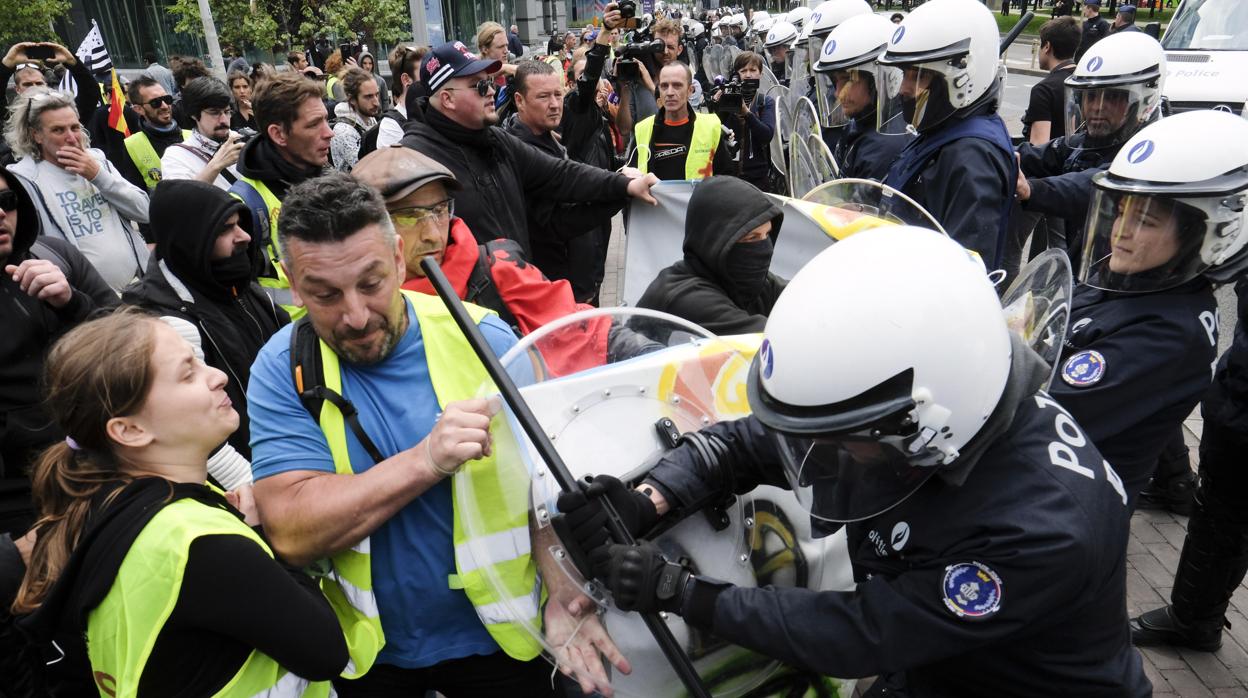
[1204,280,1248,433]
[1051,281,1218,504]
[835,114,912,182]
[643,341,1150,696]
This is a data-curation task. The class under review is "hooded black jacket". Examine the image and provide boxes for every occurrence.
[0,168,116,517]
[122,180,288,458]
[234,135,326,202]
[636,176,786,335]
[398,98,632,253]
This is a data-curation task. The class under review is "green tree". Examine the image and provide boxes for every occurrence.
[170,0,409,55]
[0,0,73,49]
[300,0,412,44]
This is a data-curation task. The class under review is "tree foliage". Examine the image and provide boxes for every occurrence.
[169,0,410,53]
[0,0,74,49]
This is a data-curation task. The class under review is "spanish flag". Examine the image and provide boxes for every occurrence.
[107,69,129,137]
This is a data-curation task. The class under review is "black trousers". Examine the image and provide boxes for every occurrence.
[334,651,560,698]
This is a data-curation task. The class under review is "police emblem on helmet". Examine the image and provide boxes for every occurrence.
[1061,350,1106,387]
[892,26,905,44]
[824,39,837,56]
[1087,55,1104,72]
[760,339,774,380]
[1127,139,1155,164]
[942,561,1002,620]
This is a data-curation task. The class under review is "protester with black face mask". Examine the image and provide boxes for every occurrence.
[637,176,786,334]
[122,180,288,481]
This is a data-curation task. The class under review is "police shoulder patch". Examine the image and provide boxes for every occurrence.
[1061,349,1105,388]
[942,561,1002,620]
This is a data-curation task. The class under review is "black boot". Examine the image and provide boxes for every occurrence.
[1131,495,1248,651]
[1137,471,1197,517]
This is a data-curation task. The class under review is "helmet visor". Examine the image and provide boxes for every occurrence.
[774,432,939,524]
[1064,83,1151,148]
[880,61,957,133]
[1079,189,1214,292]
[814,70,848,128]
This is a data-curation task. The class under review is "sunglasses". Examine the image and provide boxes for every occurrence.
[144,95,175,108]
[390,199,454,225]
[444,78,494,97]
[0,190,18,212]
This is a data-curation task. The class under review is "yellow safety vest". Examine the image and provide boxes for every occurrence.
[634,112,722,180]
[312,290,542,677]
[123,129,192,190]
[230,177,302,319]
[87,497,332,698]
[325,76,339,99]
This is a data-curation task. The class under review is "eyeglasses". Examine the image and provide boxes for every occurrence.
[444,79,494,97]
[390,199,454,226]
[0,190,19,212]
[144,95,175,108]
[203,107,234,118]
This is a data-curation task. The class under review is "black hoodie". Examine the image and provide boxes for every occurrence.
[0,168,117,502]
[637,176,786,335]
[122,180,288,457]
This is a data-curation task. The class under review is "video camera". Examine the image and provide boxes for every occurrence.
[618,0,640,29]
[616,40,664,80]
[711,75,760,116]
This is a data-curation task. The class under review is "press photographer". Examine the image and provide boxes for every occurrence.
[708,52,773,190]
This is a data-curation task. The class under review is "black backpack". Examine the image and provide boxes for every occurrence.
[357,108,406,160]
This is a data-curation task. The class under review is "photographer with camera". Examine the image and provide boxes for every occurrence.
[615,13,685,137]
[629,61,736,180]
[709,52,774,191]
[0,42,100,133]
[161,77,245,190]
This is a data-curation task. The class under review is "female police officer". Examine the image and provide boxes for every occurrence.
[557,226,1150,695]
[1049,109,1248,511]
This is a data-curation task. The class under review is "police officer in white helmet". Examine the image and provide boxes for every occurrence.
[557,227,1151,696]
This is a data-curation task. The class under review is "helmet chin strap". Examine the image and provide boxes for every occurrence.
[900,391,959,466]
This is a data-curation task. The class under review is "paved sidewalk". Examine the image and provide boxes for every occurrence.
[598,216,1245,695]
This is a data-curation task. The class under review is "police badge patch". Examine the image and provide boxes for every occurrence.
[942,561,1002,620]
[1061,350,1105,388]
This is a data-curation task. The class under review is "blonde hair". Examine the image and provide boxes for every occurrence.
[477,21,507,55]
[4,87,89,161]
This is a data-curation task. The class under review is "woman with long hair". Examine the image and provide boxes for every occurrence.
[12,309,347,696]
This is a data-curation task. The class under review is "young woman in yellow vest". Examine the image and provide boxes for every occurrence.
[11,309,347,697]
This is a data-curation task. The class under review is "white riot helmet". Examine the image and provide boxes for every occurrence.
[1081,110,1248,294]
[728,13,747,29]
[688,20,706,38]
[787,6,813,31]
[1064,32,1166,149]
[813,13,905,133]
[806,0,872,41]
[765,20,799,51]
[752,15,776,38]
[877,0,1001,133]
[748,227,1012,523]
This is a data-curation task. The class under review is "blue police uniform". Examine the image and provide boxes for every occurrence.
[834,113,912,182]
[1049,280,1218,508]
[642,349,1150,695]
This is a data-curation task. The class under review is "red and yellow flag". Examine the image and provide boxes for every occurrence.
[107,69,130,137]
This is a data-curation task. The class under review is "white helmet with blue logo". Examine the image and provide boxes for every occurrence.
[805,0,872,41]
[812,13,904,132]
[877,0,1001,133]
[1081,109,1248,293]
[1064,31,1166,148]
[787,5,813,31]
[764,20,800,50]
[747,226,1012,523]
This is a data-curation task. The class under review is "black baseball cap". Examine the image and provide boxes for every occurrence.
[420,41,502,93]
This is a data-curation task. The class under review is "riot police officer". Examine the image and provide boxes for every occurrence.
[762,20,797,86]
[1015,32,1167,269]
[558,227,1150,696]
[1121,111,1248,653]
[1048,110,1248,511]
[878,0,1017,271]
[812,13,911,181]
[803,0,872,152]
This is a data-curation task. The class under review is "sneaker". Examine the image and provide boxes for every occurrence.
[1130,606,1224,652]
[1137,473,1196,517]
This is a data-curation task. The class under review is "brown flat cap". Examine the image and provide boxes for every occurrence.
[353,146,460,202]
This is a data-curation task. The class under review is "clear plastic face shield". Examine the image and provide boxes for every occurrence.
[1081,188,1233,292]
[1064,82,1154,147]
[882,58,962,133]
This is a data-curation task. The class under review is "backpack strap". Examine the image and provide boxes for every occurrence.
[288,318,386,465]
[28,240,69,272]
[228,179,271,244]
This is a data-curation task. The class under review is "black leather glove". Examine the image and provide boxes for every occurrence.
[552,475,659,581]
[603,541,691,614]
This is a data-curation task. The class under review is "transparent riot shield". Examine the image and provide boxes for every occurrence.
[803,178,947,233]
[767,84,792,176]
[809,132,841,181]
[719,44,742,79]
[702,43,725,80]
[791,95,820,142]
[1000,249,1073,390]
[788,133,822,199]
[456,308,856,698]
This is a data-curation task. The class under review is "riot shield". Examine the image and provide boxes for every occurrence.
[702,43,725,80]
[791,96,820,142]
[456,308,857,697]
[719,44,741,79]
[788,132,822,199]
[802,178,946,233]
[1000,249,1073,390]
[767,84,792,175]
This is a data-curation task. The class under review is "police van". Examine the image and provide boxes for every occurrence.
[1161,0,1248,115]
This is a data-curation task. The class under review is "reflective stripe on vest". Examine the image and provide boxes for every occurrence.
[314,290,543,669]
[124,130,191,190]
[326,76,339,99]
[230,178,304,320]
[86,498,331,698]
[633,112,722,180]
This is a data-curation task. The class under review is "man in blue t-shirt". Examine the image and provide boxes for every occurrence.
[247,172,623,695]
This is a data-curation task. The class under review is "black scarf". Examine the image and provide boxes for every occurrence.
[251,137,324,199]
[424,102,496,153]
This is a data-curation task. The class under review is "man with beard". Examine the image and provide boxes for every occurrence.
[246,172,625,695]
[228,72,333,315]
[122,179,287,486]
[119,76,190,192]
[330,67,381,172]
[399,41,659,254]
[161,77,245,189]
[637,176,786,334]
